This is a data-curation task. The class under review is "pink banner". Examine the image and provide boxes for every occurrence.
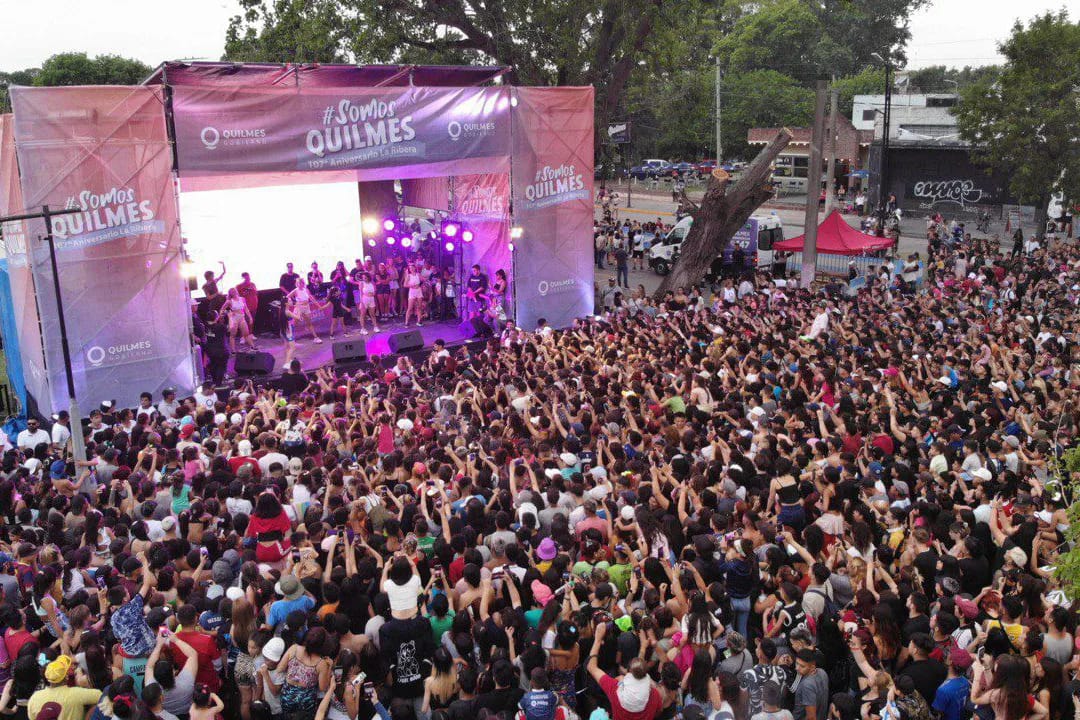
[511,87,595,330]
[454,174,511,313]
[173,85,512,176]
[10,86,195,413]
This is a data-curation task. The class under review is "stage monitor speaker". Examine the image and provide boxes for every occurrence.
[388,329,424,354]
[332,339,367,364]
[234,351,275,376]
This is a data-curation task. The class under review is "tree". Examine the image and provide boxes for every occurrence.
[953,11,1080,237]
[715,0,929,83]
[654,129,792,296]
[721,70,813,159]
[33,52,151,87]
[831,67,887,119]
[0,69,38,113]
[224,0,678,147]
[906,64,1001,94]
[225,0,348,63]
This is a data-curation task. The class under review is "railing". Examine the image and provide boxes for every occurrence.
[785,252,885,277]
[0,385,15,416]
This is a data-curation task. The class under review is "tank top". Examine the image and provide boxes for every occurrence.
[776,480,800,504]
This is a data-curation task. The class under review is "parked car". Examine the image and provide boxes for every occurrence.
[671,162,696,178]
[696,159,717,175]
[629,159,672,180]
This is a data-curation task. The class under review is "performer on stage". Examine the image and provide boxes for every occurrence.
[287,277,322,343]
[465,264,489,318]
[355,271,380,334]
[375,263,392,320]
[332,261,354,317]
[403,259,425,327]
[278,262,300,337]
[236,272,258,317]
[307,261,325,299]
[321,281,349,340]
[215,287,258,352]
[200,261,227,320]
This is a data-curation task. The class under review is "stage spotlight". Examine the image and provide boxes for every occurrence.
[428,231,438,240]
[383,218,397,232]
[510,226,524,239]
[367,238,377,247]
[386,236,397,246]
[443,222,459,238]
[462,229,475,243]
[401,236,413,248]
[181,261,198,279]
[510,96,518,107]
[444,241,455,252]
[362,217,380,235]
[508,242,515,252]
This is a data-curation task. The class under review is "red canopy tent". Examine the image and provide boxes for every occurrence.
[775,210,895,256]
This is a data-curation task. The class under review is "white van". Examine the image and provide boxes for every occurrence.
[648,213,783,276]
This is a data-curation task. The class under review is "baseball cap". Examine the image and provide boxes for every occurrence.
[949,647,974,670]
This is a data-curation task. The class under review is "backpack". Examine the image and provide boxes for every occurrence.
[807,587,841,620]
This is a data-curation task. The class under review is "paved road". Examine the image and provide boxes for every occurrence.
[592,189,934,295]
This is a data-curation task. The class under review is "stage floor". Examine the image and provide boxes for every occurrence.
[225,316,476,378]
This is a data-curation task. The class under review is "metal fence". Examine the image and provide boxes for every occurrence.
[785,252,886,277]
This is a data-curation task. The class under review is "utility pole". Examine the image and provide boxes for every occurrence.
[715,57,723,162]
[801,80,828,289]
[824,80,839,215]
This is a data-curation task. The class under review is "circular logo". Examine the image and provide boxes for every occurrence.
[200,127,220,150]
[447,121,462,141]
[86,346,106,366]
[538,281,549,296]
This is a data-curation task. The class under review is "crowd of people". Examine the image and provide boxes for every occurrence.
[0,224,1077,720]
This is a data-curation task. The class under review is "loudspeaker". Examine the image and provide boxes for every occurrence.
[388,329,424,353]
[234,351,275,376]
[332,339,367,364]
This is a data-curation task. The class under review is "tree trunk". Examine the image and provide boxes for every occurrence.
[1034,193,1050,240]
[654,129,792,298]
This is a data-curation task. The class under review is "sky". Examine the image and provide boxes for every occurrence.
[0,0,1071,72]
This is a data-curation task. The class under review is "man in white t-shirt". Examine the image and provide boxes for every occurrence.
[193,381,218,410]
[50,411,72,451]
[16,418,50,450]
[157,388,180,419]
[258,437,289,476]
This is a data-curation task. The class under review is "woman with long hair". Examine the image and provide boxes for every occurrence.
[970,652,1047,720]
[421,648,459,718]
[215,286,257,352]
[30,569,68,641]
[679,649,720,713]
[548,622,580,710]
[231,598,258,720]
[355,271,380,334]
[403,259,425,327]
[287,277,321,344]
[278,627,331,718]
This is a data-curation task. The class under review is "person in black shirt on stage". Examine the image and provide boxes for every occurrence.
[278,262,300,337]
[465,264,489,319]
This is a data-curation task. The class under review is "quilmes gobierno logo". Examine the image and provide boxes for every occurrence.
[448,120,497,142]
[201,126,267,150]
[538,279,576,297]
[86,341,153,367]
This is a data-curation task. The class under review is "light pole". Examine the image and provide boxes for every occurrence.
[0,205,87,462]
[871,52,892,238]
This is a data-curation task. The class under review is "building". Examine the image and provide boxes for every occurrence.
[858,93,1021,218]
[746,115,873,195]
[852,93,960,140]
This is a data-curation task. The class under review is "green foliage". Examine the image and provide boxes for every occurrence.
[721,71,814,159]
[831,67,887,119]
[953,11,1080,215]
[224,0,348,63]
[1052,447,1080,598]
[34,52,151,87]
[905,64,1001,94]
[715,0,929,82]
[1,54,148,113]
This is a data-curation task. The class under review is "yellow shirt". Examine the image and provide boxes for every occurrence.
[986,619,1024,646]
[28,685,103,720]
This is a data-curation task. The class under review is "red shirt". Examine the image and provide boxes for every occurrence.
[871,434,895,456]
[227,456,261,479]
[172,629,222,692]
[598,674,662,720]
[4,628,33,663]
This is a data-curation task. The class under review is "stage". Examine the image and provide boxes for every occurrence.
[223,315,478,379]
